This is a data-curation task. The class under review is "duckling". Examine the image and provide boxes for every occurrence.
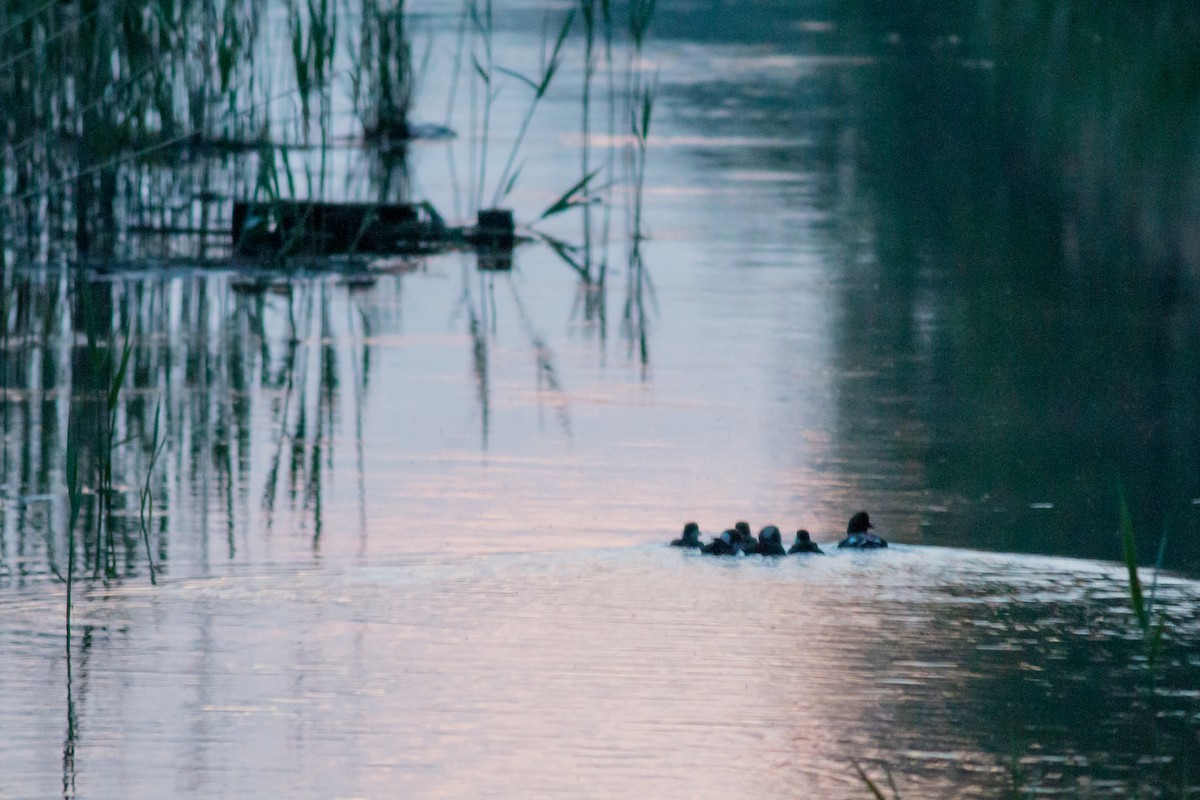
[787,529,823,554]
[836,511,888,549]
[757,525,787,556]
[732,521,759,555]
[671,522,703,548]
[701,529,738,556]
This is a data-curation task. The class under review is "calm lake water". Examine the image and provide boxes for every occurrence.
[3,548,1200,799]
[2,0,1200,796]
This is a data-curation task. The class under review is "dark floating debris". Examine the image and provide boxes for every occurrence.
[472,209,516,271]
[230,200,518,270]
[232,199,447,256]
[471,208,516,250]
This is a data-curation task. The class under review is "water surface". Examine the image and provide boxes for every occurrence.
[3,547,1198,798]
[3,0,1200,796]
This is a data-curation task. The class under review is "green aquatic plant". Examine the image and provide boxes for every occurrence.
[596,0,617,291]
[354,0,417,139]
[469,0,495,213]
[137,402,166,585]
[460,3,577,215]
[98,334,134,579]
[578,0,600,279]
[290,0,338,133]
[538,168,602,222]
[628,78,655,241]
[622,77,656,367]
[63,406,84,642]
[490,8,575,207]
[1118,490,1167,664]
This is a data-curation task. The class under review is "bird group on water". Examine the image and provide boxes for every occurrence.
[670,511,887,555]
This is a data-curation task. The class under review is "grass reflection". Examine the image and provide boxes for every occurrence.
[0,267,395,585]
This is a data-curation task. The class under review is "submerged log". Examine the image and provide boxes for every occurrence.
[469,209,516,271]
[230,200,519,270]
[231,199,447,255]
[471,208,515,251]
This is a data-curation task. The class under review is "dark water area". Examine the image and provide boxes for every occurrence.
[650,0,1200,569]
[3,0,1200,796]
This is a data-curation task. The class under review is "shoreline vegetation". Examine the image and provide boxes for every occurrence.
[1,0,664,592]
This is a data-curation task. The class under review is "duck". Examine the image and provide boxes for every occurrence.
[836,511,888,549]
[757,525,787,556]
[787,529,823,554]
[701,529,738,555]
[671,522,703,548]
[732,521,759,555]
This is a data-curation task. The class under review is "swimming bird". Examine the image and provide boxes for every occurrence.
[836,511,888,549]
[671,522,703,548]
[732,521,759,555]
[757,525,787,556]
[788,529,823,554]
[701,529,738,555]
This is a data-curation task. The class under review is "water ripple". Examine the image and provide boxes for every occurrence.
[1,546,1197,799]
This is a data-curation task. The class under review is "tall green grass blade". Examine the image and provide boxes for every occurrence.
[533,230,590,280]
[497,163,524,203]
[474,0,495,214]
[472,55,490,85]
[139,402,165,586]
[489,8,574,206]
[64,406,82,644]
[495,66,538,92]
[107,340,133,411]
[1118,490,1147,631]
[538,168,601,220]
[639,80,656,141]
[540,6,575,95]
[629,0,657,48]
[65,413,83,539]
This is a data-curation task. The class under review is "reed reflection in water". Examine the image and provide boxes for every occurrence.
[0,265,400,584]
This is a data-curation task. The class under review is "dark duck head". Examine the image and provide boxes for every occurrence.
[788,528,823,554]
[757,525,786,556]
[671,522,703,548]
[837,511,888,549]
[733,521,758,554]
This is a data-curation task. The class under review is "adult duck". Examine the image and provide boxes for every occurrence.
[836,511,888,549]
[757,525,787,556]
[702,529,738,555]
[732,521,759,555]
[788,529,823,554]
[671,522,703,548]
[702,522,757,556]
